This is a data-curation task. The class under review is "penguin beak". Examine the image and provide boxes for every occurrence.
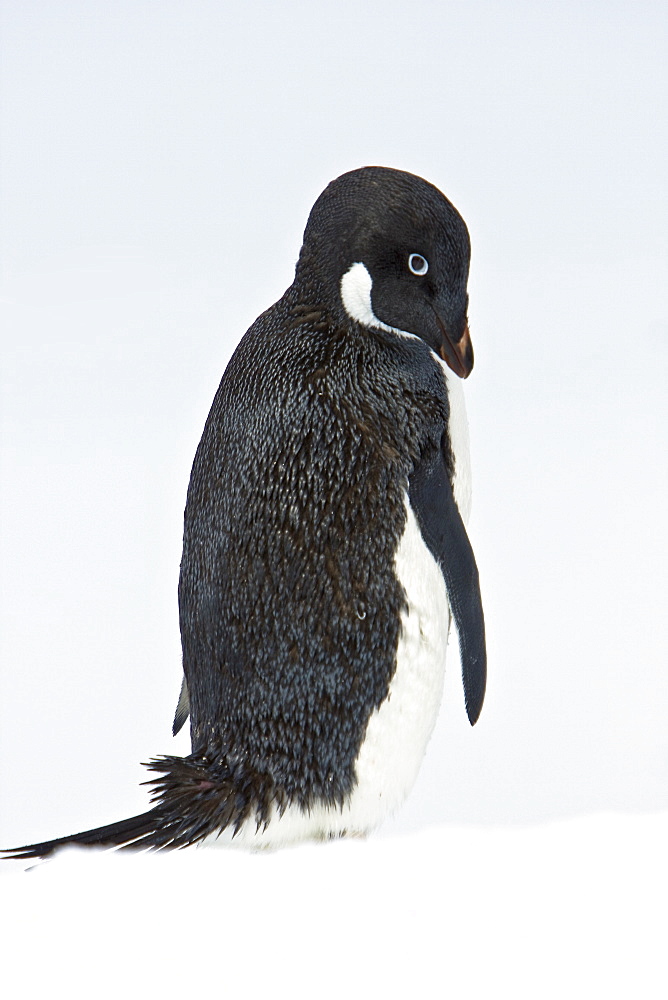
[433,310,474,379]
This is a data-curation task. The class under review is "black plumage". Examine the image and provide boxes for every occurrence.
[3,166,485,860]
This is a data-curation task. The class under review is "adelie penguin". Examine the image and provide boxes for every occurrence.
[3,166,486,859]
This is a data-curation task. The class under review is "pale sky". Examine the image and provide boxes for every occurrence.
[1,0,666,846]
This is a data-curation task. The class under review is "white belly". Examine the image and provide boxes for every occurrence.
[205,498,451,850]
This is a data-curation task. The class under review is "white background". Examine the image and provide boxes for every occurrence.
[1,2,666,995]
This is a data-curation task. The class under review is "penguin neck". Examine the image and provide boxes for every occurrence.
[292,246,352,327]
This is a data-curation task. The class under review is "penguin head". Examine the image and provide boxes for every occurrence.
[296,166,473,377]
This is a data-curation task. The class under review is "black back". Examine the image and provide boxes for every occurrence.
[179,302,451,808]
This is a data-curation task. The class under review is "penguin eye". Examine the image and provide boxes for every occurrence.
[408,253,429,276]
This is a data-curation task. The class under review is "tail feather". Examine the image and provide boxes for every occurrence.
[2,749,288,861]
[1,809,164,861]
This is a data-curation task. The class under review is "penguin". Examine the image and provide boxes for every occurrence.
[2,166,485,859]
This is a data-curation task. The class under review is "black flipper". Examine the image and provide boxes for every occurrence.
[172,676,190,736]
[408,444,486,724]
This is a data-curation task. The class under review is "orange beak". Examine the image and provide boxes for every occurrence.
[434,311,474,379]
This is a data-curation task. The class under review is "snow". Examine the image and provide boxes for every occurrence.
[2,814,667,998]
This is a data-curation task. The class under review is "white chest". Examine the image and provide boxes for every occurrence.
[340,499,451,829]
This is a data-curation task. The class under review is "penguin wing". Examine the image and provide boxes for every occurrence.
[408,443,486,724]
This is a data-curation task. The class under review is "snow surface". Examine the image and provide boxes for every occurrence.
[2,814,667,999]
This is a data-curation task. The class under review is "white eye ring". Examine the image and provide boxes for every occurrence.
[408,253,429,276]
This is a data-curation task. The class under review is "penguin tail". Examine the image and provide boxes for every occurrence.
[1,750,283,861]
[0,809,164,861]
